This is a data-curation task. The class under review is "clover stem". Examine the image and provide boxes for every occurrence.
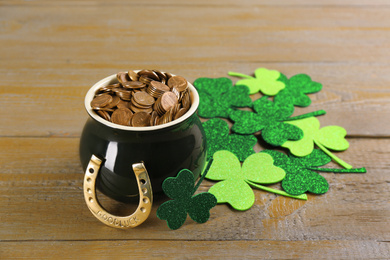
[193,158,214,194]
[313,140,353,169]
[284,110,326,121]
[307,167,366,173]
[246,180,308,200]
[228,71,254,79]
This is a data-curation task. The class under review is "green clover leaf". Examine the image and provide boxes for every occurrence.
[275,73,323,107]
[157,166,217,230]
[202,118,257,162]
[194,77,252,118]
[281,117,352,169]
[228,68,286,95]
[229,97,304,146]
[206,151,307,211]
[262,149,366,195]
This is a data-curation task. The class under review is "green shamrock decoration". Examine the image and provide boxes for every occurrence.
[193,77,252,118]
[281,117,352,169]
[262,149,366,195]
[157,160,217,230]
[202,118,257,162]
[206,151,307,211]
[228,68,286,95]
[229,96,326,146]
[275,73,323,107]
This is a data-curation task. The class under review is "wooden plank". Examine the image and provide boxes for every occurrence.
[2,0,390,7]
[0,137,388,241]
[1,240,390,259]
[1,5,390,65]
[1,62,390,137]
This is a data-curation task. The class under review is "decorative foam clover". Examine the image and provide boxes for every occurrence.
[202,118,257,162]
[229,96,326,146]
[193,77,252,118]
[228,68,286,95]
[262,149,366,196]
[275,73,323,107]
[206,151,307,211]
[282,117,352,169]
[157,161,217,230]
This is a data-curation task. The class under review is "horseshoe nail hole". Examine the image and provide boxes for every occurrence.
[142,188,147,194]
[141,207,146,213]
[89,197,93,203]
[143,198,148,203]
[140,179,146,185]
[87,178,92,183]
[89,168,94,174]
[87,188,92,194]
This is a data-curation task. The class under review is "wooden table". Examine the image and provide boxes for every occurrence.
[1,1,389,259]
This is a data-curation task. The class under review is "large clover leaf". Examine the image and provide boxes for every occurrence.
[202,118,257,162]
[262,149,366,195]
[194,77,252,118]
[275,73,323,107]
[228,68,286,95]
[229,97,303,146]
[281,117,352,169]
[206,151,307,211]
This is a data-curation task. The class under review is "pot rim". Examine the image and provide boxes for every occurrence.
[84,72,199,131]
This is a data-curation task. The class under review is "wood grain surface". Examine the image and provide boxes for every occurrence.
[1,1,389,259]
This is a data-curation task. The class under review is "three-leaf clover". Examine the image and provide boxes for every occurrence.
[206,151,307,211]
[202,118,257,161]
[275,73,323,107]
[281,117,352,169]
[262,149,366,195]
[156,161,217,230]
[193,77,252,118]
[228,68,286,95]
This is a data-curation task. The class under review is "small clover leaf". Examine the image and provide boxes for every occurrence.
[157,165,217,230]
[206,151,307,211]
[194,77,252,118]
[275,73,323,107]
[281,117,352,169]
[202,118,257,162]
[228,68,285,95]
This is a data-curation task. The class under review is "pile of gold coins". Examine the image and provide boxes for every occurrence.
[90,70,192,127]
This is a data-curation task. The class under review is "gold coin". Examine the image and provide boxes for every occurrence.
[128,70,139,81]
[132,112,151,127]
[133,92,155,106]
[168,75,187,92]
[138,70,160,81]
[160,92,178,112]
[174,107,188,120]
[97,110,111,121]
[111,108,133,126]
[91,94,113,108]
[122,81,146,89]
[106,96,121,108]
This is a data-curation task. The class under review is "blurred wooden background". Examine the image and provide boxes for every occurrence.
[1,0,389,259]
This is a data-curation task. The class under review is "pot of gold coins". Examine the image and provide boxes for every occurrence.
[79,70,206,228]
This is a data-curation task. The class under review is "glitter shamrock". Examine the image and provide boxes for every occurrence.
[229,96,326,146]
[206,151,307,211]
[193,77,252,118]
[275,73,323,107]
[228,68,285,95]
[156,160,217,230]
[262,149,366,196]
[281,117,352,169]
[202,118,257,162]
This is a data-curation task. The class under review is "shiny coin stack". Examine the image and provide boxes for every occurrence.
[90,70,192,127]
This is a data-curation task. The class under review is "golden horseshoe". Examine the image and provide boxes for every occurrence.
[83,155,153,229]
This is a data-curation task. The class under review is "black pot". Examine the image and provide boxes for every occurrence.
[79,73,207,202]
